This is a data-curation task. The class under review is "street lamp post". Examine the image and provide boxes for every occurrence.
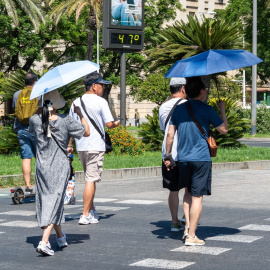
[231,79,246,108]
[251,0,257,135]
[198,6,216,21]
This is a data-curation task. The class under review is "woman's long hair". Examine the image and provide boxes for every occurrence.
[42,100,51,136]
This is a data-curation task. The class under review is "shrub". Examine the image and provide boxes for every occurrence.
[208,97,250,147]
[237,105,270,134]
[138,107,164,151]
[106,125,145,156]
[0,126,20,154]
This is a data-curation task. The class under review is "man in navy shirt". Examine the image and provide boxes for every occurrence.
[164,76,228,246]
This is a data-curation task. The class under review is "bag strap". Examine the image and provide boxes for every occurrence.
[79,96,105,140]
[165,98,182,128]
[185,101,207,139]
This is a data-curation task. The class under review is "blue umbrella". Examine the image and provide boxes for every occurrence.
[30,60,99,100]
[165,49,263,78]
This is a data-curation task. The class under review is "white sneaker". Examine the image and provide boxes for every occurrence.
[89,211,99,224]
[79,215,91,225]
[91,209,100,220]
[36,241,54,256]
[56,232,68,248]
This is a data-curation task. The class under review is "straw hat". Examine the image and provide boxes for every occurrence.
[37,90,65,109]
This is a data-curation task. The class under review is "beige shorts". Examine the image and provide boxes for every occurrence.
[78,151,105,182]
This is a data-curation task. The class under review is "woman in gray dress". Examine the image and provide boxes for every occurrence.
[29,90,90,256]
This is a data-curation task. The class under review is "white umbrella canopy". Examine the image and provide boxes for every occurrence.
[30,60,99,100]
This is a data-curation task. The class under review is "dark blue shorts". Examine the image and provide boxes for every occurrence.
[17,129,36,159]
[178,161,212,196]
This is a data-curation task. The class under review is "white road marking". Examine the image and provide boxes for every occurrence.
[115,200,162,205]
[95,198,118,203]
[265,218,270,221]
[77,198,118,203]
[0,221,38,228]
[0,232,4,234]
[206,234,263,243]
[95,206,130,211]
[130,258,195,269]
[0,210,35,216]
[171,246,231,255]
[0,194,9,197]
[64,205,83,208]
[238,224,270,231]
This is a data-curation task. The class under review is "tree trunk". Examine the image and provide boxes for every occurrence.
[5,54,19,73]
[86,8,96,61]
[22,57,35,71]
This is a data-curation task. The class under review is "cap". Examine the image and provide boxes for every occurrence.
[170,77,186,86]
[84,71,111,87]
[37,90,65,109]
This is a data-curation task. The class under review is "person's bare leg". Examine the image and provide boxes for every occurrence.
[41,224,54,244]
[54,224,64,239]
[22,158,32,188]
[82,182,95,216]
[168,191,179,223]
[90,183,96,211]
[183,188,192,228]
[188,195,203,238]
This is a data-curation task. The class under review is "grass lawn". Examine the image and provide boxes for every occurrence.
[1,147,270,188]
[1,147,270,176]
[243,133,270,138]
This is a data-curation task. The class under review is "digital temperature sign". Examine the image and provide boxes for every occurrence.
[103,29,144,51]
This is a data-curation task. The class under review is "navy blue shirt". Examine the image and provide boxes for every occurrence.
[170,100,223,162]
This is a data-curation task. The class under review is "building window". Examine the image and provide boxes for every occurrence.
[189,12,196,17]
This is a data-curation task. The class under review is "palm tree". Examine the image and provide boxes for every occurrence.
[49,0,101,61]
[147,15,243,71]
[2,0,45,32]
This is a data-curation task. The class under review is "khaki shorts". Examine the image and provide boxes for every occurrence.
[78,151,105,182]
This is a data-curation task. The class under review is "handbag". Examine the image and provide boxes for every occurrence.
[80,97,113,153]
[185,101,217,157]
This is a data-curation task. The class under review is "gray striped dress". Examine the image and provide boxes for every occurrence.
[29,114,85,228]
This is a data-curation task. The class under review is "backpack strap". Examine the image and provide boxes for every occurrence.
[165,98,182,128]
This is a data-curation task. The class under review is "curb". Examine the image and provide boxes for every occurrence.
[1,160,270,183]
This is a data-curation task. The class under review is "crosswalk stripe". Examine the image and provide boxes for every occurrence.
[206,234,263,243]
[265,218,270,221]
[115,200,162,205]
[130,258,195,269]
[171,246,232,255]
[94,198,118,203]
[238,224,270,231]
[0,210,35,216]
[0,221,37,228]
[95,206,130,211]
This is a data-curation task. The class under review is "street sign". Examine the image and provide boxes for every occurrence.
[103,29,144,51]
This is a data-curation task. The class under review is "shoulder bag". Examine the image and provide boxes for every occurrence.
[80,97,113,153]
[185,101,217,157]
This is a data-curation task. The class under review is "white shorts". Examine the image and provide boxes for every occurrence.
[78,151,105,182]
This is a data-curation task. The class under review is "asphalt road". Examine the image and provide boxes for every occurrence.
[239,138,270,147]
[0,169,270,270]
